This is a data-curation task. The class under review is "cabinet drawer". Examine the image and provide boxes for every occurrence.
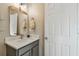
[19,44,31,56]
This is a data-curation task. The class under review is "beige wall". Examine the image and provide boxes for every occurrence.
[29,4,44,56]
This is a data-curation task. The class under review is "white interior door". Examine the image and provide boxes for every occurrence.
[45,3,78,56]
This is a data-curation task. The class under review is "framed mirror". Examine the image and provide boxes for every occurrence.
[29,17,36,34]
[18,7,28,35]
[9,6,19,36]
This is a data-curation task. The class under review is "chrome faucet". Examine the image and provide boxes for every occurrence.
[20,34,24,39]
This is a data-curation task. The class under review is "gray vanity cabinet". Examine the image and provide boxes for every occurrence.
[6,40,39,56]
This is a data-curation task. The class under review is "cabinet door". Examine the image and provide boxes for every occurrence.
[32,46,39,56]
[22,50,31,56]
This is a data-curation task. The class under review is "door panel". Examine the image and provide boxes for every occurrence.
[77,3,79,56]
[68,4,77,56]
[61,44,70,56]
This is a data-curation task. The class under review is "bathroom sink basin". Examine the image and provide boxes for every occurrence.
[16,39,29,43]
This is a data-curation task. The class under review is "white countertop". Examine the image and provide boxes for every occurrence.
[5,35,39,50]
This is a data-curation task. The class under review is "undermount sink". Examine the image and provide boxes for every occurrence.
[16,39,29,42]
[12,37,33,43]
